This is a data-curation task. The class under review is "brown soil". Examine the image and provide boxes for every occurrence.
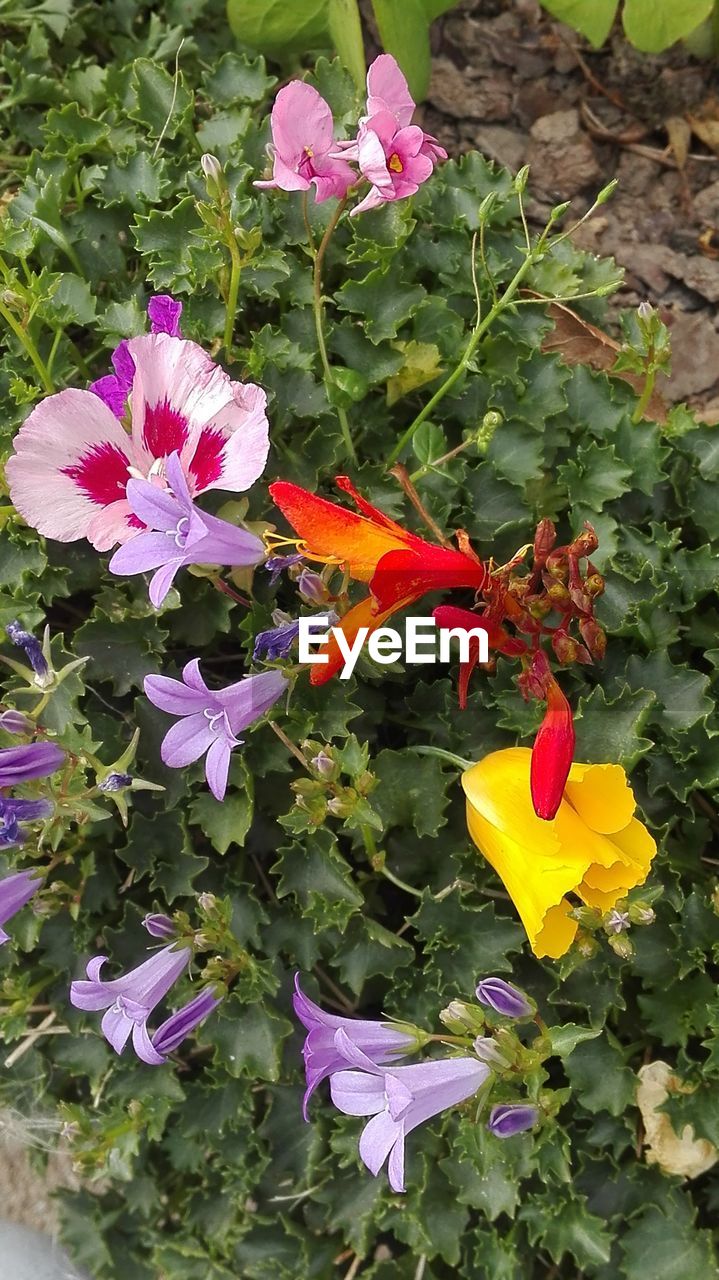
[420,0,719,420]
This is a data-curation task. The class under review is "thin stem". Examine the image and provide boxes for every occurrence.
[389,463,453,547]
[377,863,424,898]
[311,197,357,464]
[0,299,53,393]
[269,719,311,770]
[409,745,472,770]
[223,231,243,360]
[409,438,472,484]
[632,365,656,424]
[386,238,545,466]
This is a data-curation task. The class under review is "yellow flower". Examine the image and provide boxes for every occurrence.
[462,747,656,959]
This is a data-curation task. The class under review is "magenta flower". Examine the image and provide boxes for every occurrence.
[330,1030,488,1193]
[293,974,415,1119]
[0,868,43,943]
[151,986,223,1059]
[70,942,191,1065]
[254,81,355,204]
[487,1103,539,1138]
[476,976,534,1019]
[109,451,264,605]
[0,742,64,787]
[7,296,269,552]
[144,661,288,801]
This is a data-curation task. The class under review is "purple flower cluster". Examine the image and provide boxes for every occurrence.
[0,740,65,944]
[70,917,222,1065]
[294,972,542,1193]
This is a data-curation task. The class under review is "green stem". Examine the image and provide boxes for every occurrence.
[386,240,545,466]
[632,365,656,424]
[409,745,472,770]
[0,299,54,393]
[223,231,243,360]
[311,197,357,464]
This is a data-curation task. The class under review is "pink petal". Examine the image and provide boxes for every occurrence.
[366,54,415,127]
[270,82,335,164]
[6,389,136,544]
[310,157,356,203]
[357,125,393,189]
[351,187,387,217]
[270,154,311,193]
[188,385,269,496]
[86,499,140,551]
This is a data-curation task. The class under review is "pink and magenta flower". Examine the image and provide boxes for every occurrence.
[7,297,270,552]
[254,81,355,204]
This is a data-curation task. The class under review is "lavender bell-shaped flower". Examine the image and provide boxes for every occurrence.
[476,976,534,1019]
[329,1029,489,1193]
[0,796,53,847]
[487,1103,539,1138]
[293,974,416,1119]
[151,986,223,1059]
[0,868,44,943]
[69,942,191,1065]
[144,660,288,801]
[253,616,302,663]
[0,742,65,787]
[109,451,265,606]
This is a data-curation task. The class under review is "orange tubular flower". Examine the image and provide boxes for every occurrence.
[269,477,487,683]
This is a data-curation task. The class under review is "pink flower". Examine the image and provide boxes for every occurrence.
[341,55,447,216]
[254,81,355,204]
[6,299,270,552]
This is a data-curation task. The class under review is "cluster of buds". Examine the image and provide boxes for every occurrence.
[290,740,377,830]
[570,891,658,961]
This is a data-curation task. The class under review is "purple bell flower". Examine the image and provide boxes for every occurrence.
[6,621,49,682]
[0,742,65,788]
[330,1030,489,1193]
[144,660,288,801]
[151,986,223,1058]
[487,1103,539,1138]
[109,452,265,606]
[70,942,191,1065]
[476,976,534,1019]
[293,975,417,1120]
[253,617,301,663]
[147,294,183,337]
[0,868,44,943]
[265,553,303,584]
[0,796,53,847]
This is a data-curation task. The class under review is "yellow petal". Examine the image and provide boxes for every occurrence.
[564,763,635,834]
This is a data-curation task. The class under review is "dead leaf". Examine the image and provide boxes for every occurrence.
[537,298,668,423]
[665,115,692,169]
[688,114,719,155]
[637,1061,718,1180]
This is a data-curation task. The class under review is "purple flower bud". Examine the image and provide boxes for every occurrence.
[253,618,301,662]
[0,742,64,787]
[265,553,303,584]
[311,751,335,779]
[201,153,223,184]
[99,772,133,793]
[476,977,534,1019]
[297,569,329,605]
[151,986,223,1058]
[6,621,49,681]
[0,710,33,735]
[0,868,44,943]
[473,1035,510,1069]
[143,913,176,939]
[487,1103,539,1139]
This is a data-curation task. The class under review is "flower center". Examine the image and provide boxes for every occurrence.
[388,153,404,174]
[203,707,231,737]
[167,516,189,549]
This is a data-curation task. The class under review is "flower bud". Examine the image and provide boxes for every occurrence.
[533,518,556,566]
[568,524,599,558]
[604,908,630,935]
[476,976,534,1019]
[608,931,634,960]
[545,552,568,583]
[198,892,218,913]
[311,750,336,780]
[0,709,33,735]
[514,165,530,194]
[584,572,605,598]
[596,178,618,205]
[575,930,600,960]
[628,901,655,926]
[579,617,606,661]
[143,913,176,939]
[98,771,133,793]
[487,1103,539,1138]
[327,791,355,818]
[551,630,580,664]
[439,999,485,1036]
[297,569,330,605]
[474,1035,511,1069]
[545,579,572,609]
[637,301,653,323]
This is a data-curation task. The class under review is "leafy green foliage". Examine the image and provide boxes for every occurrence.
[0,7,717,1279]
[539,0,715,52]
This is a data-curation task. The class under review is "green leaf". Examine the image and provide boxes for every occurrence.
[573,683,655,768]
[620,1197,718,1280]
[559,440,632,512]
[564,1034,635,1115]
[372,750,451,837]
[547,1023,602,1057]
[129,59,193,139]
[226,0,331,57]
[622,0,713,52]
[371,0,432,100]
[327,0,366,93]
[190,786,254,854]
[539,0,618,46]
[212,1000,293,1081]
